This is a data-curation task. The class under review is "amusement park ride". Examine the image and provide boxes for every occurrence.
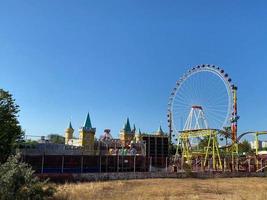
[167,64,267,172]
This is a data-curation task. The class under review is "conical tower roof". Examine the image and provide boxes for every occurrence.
[132,124,136,132]
[135,128,142,142]
[157,125,164,135]
[124,117,131,133]
[83,112,92,129]
[68,121,73,130]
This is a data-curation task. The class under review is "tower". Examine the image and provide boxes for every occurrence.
[120,117,134,146]
[79,113,96,151]
[231,85,239,142]
[132,124,136,133]
[135,128,142,142]
[65,122,74,144]
[156,125,164,136]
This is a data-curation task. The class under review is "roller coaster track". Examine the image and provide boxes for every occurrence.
[220,131,267,149]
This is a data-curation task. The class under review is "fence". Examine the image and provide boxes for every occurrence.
[22,155,168,174]
[171,155,267,173]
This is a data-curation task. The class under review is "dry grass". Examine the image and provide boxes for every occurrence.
[52,177,267,200]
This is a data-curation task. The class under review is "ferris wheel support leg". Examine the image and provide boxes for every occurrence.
[215,135,222,170]
[212,135,216,170]
[181,139,188,171]
[204,132,212,167]
[185,139,191,165]
[255,133,259,170]
[231,143,238,172]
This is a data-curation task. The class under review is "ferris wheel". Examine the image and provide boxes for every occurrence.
[167,64,236,142]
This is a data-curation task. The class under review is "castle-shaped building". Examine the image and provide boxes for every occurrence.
[119,117,166,146]
[64,114,168,157]
[65,113,96,152]
[120,117,135,146]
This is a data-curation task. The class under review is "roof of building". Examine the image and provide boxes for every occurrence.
[133,124,136,132]
[83,112,92,129]
[124,117,131,133]
[69,121,73,130]
[157,125,164,135]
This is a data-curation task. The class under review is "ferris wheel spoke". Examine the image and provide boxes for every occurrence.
[174,92,190,105]
[204,92,228,107]
[173,101,191,109]
[206,104,228,110]
[190,75,198,101]
[183,75,199,101]
[173,98,190,104]
[205,102,229,107]
[207,109,227,117]
[208,116,224,125]
[174,101,191,110]
[207,112,226,124]
[205,105,229,109]
[205,83,227,100]
[178,86,194,103]
[206,107,228,113]
[209,96,230,104]
[174,94,190,104]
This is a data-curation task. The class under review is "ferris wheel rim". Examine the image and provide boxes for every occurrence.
[168,64,234,135]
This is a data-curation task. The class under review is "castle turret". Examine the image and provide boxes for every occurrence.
[79,112,96,151]
[135,128,142,142]
[156,125,164,136]
[132,124,136,133]
[120,117,134,146]
[65,122,74,144]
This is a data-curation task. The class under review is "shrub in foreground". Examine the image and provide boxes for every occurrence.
[0,154,55,200]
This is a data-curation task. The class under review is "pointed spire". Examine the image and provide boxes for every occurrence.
[124,117,131,133]
[157,125,164,135]
[68,121,73,130]
[84,112,92,129]
[135,128,142,142]
[133,124,136,132]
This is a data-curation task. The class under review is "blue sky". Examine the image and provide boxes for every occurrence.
[0,1,267,140]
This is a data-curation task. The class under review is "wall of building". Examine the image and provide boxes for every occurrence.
[142,135,169,158]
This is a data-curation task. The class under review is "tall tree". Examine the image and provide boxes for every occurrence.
[0,89,23,163]
[219,126,232,145]
[47,134,65,144]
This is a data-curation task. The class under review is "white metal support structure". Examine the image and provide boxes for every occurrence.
[183,105,208,130]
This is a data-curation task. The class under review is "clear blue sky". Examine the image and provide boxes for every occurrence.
[0,1,267,140]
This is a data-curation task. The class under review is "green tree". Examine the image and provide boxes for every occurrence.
[19,139,39,149]
[169,143,177,155]
[0,89,23,163]
[48,134,65,144]
[219,126,232,145]
[239,140,251,154]
[0,154,55,200]
[198,136,213,150]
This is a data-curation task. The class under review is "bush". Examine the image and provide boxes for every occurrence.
[0,154,55,200]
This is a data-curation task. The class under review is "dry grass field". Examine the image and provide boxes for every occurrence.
[52,177,267,200]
